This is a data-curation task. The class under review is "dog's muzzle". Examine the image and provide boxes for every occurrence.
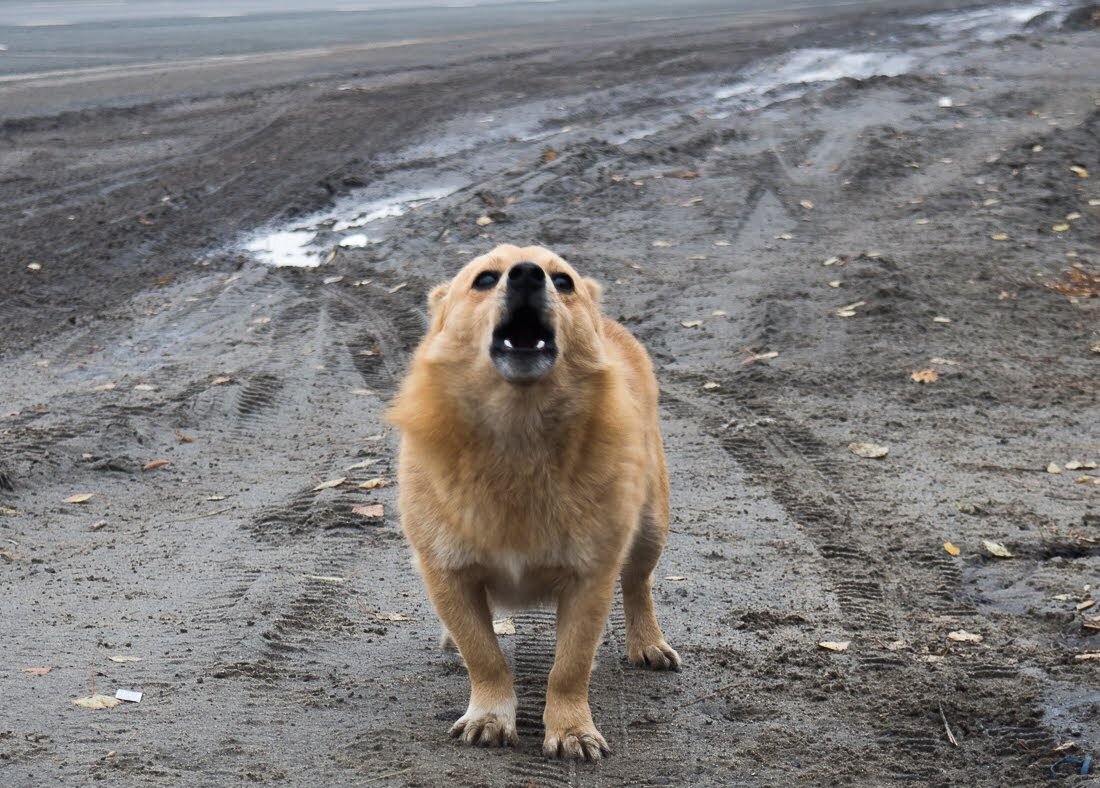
[490,262,557,383]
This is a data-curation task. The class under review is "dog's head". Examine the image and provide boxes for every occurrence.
[421,244,605,385]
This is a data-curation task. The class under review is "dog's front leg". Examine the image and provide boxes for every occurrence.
[543,569,617,761]
[421,566,517,747]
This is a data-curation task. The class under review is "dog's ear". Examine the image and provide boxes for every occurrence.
[427,283,449,328]
[583,277,602,305]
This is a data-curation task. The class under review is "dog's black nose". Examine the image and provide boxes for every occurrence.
[507,262,545,292]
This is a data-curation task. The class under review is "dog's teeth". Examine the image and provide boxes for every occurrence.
[536,340,546,350]
[503,338,514,349]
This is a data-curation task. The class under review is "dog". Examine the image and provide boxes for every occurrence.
[387,244,680,761]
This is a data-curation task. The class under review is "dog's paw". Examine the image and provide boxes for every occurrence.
[543,726,610,761]
[449,705,517,748]
[627,640,682,671]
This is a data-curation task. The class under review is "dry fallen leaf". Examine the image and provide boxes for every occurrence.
[133,384,157,392]
[27,262,42,271]
[1069,165,1089,178]
[652,240,671,248]
[947,630,983,643]
[982,539,1013,558]
[1082,616,1100,631]
[72,694,121,710]
[848,442,889,459]
[358,477,390,490]
[910,369,939,384]
[175,431,193,444]
[64,493,95,504]
[211,376,232,386]
[915,218,931,225]
[702,382,720,391]
[302,574,346,584]
[1073,652,1100,661]
[92,382,116,392]
[742,350,779,365]
[818,641,850,653]
[493,618,516,635]
[1075,600,1096,612]
[665,575,687,581]
[22,667,52,676]
[142,459,170,472]
[681,320,703,328]
[108,655,142,664]
[991,233,1009,241]
[1052,223,1070,232]
[475,216,493,227]
[828,280,842,288]
[663,170,700,180]
[388,282,407,294]
[312,477,347,492]
[352,504,384,518]
[835,300,866,318]
[542,150,559,163]
[944,542,960,557]
[1064,460,1098,471]
[774,233,794,240]
[933,316,952,324]
[799,199,814,210]
[1047,463,1063,474]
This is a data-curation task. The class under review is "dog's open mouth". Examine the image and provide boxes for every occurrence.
[489,305,557,383]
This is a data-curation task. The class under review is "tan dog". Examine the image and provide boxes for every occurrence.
[387,244,680,761]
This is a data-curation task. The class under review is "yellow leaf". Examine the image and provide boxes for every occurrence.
[991,233,1009,241]
[358,477,390,490]
[64,493,95,504]
[352,504,384,518]
[947,629,983,643]
[475,216,493,226]
[818,641,850,652]
[944,542,960,556]
[72,694,121,710]
[1069,165,1089,178]
[848,442,888,459]
[982,539,1013,558]
[1052,223,1070,232]
[312,477,347,492]
[1047,463,1063,474]
[910,369,939,384]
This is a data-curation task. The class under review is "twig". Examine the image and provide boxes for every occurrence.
[939,703,959,747]
[362,767,412,784]
[176,507,232,522]
[679,681,739,709]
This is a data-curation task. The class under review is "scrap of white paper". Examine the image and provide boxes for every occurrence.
[115,689,143,703]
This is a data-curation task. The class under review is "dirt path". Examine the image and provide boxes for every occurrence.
[2,4,1099,786]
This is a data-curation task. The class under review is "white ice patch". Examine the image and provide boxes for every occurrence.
[243,185,458,267]
[713,48,916,105]
[914,2,1061,42]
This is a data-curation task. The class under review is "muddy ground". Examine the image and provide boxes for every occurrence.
[2,2,1099,786]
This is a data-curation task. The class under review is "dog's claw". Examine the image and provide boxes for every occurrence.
[543,729,610,761]
[450,712,517,748]
[628,641,682,671]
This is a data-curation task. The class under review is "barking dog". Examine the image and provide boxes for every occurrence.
[388,244,680,761]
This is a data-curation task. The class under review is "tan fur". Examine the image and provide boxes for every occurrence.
[388,244,680,761]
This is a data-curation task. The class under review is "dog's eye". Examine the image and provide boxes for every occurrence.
[472,271,500,290]
[551,273,575,293]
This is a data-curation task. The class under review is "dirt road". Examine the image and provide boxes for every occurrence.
[2,2,1098,786]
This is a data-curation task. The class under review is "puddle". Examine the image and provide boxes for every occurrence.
[242,186,459,267]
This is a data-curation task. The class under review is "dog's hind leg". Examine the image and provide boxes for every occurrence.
[621,504,682,671]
